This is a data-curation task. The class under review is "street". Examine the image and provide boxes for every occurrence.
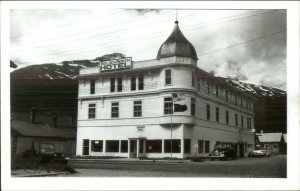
[62,155,286,177]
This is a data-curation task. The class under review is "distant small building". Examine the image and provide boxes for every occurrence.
[11,120,76,157]
[255,132,286,154]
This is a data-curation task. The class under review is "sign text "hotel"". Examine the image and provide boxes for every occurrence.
[99,57,132,72]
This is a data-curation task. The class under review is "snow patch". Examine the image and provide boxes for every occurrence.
[44,73,53,79]
[54,71,76,79]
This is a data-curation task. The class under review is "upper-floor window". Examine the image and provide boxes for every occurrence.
[138,75,144,90]
[235,94,237,105]
[165,69,172,85]
[117,78,122,92]
[215,86,219,98]
[88,104,96,119]
[90,80,95,94]
[111,102,119,118]
[235,113,238,127]
[241,116,244,128]
[216,107,219,122]
[164,97,173,115]
[225,90,229,102]
[226,110,229,124]
[131,77,136,91]
[133,101,142,117]
[192,71,195,87]
[110,78,115,92]
[247,117,252,129]
[206,104,210,120]
[207,83,210,95]
[191,98,195,116]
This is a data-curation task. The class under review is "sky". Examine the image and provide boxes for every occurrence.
[10,9,286,90]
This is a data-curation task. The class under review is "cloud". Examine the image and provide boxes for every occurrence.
[128,9,161,15]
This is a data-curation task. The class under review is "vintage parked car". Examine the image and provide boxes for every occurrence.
[209,148,237,160]
[248,149,271,157]
[39,143,67,163]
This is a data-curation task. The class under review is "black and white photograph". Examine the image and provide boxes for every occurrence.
[1,1,300,191]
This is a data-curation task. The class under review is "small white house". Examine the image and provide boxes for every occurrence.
[76,20,255,159]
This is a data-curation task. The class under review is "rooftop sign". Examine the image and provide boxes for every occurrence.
[99,57,132,72]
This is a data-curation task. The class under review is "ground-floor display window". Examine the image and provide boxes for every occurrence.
[146,140,162,153]
[198,140,204,153]
[205,140,210,153]
[83,139,90,155]
[91,140,103,152]
[106,140,119,152]
[184,139,191,153]
[120,140,128,153]
[164,139,181,153]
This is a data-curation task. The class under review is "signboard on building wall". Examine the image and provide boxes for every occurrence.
[99,57,132,72]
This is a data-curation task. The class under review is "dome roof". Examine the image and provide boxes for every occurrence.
[157,21,198,60]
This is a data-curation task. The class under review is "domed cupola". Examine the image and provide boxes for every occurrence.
[157,20,198,60]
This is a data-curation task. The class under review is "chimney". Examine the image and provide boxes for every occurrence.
[30,107,35,123]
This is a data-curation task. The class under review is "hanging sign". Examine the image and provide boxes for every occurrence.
[99,57,132,72]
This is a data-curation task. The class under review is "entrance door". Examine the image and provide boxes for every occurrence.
[239,143,244,157]
[130,140,137,158]
[83,139,89,155]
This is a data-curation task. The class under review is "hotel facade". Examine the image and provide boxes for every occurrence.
[76,21,255,158]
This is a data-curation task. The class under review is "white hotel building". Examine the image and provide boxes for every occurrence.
[76,21,255,158]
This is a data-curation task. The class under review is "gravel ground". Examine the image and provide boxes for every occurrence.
[62,155,286,177]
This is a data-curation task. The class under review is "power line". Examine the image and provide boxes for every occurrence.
[12,10,273,54]
[13,10,283,64]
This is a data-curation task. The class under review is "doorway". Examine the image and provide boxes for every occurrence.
[83,139,89,156]
[239,143,244,157]
[130,140,137,158]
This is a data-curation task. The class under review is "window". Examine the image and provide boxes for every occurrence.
[235,94,237,105]
[247,117,252,129]
[90,80,95,94]
[120,140,128,153]
[207,83,210,94]
[198,140,204,153]
[82,139,89,155]
[146,140,162,153]
[111,102,119,118]
[106,140,119,152]
[165,69,171,85]
[226,110,229,124]
[117,78,122,92]
[164,139,181,153]
[133,101,142,117]
[110,78,115,92]
[164,97,173,115]
[205,140,210,153]
[241,116,244,128]
[88,104,96,119]
[206,104,210,120]
[138,75,144,90]
[235,113,238,127]
[184,139,191,153]
[131,77,136,91]
[225,90,229,102]
[91,140,103,152]
[192,71,195,87]
[191,98,195,116]
[216,107,219,122]
[215,86,219,98]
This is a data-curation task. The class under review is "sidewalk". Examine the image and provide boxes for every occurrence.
[12,169,71,177]
[68,157,189,164]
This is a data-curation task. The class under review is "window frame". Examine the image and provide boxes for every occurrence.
[88,104,96,119]
[133,100,142,117]
[117,77,122,92]
[206,104,210,120]
[111,102,119,118]
[131,76,136,91]
[191,98,195,116]
[165,69,172,85]
[110,78,115,92]
[204,140,210,153]
[90,79,95,94]
[198,140,204,153]
[138,75,144,90]
[164,97,173,115]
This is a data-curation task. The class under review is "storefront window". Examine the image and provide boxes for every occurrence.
[146,140,162,153]
[164,139,181,153]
